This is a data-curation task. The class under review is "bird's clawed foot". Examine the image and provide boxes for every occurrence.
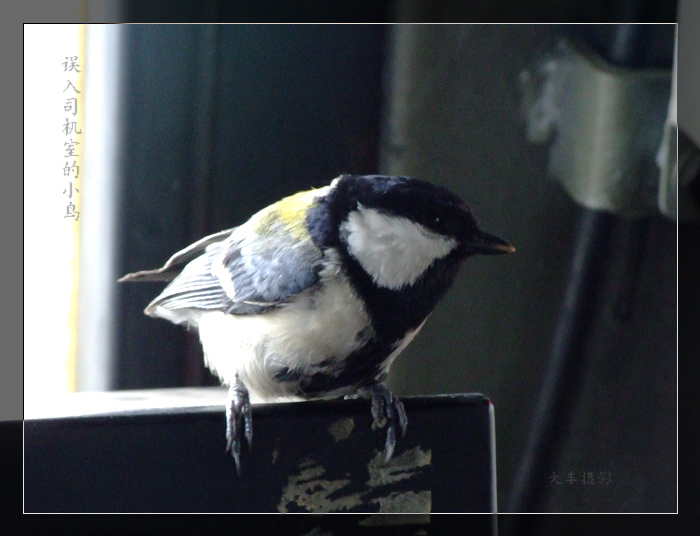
[367,382,408,462]
[225,379,253,476]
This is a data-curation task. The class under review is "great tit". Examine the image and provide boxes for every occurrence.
[119,174,515,474]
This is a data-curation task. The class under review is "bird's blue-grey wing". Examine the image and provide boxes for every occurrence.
[143,209,325,318]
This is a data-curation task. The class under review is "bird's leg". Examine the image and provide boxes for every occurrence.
[365,382,408,462]
[225,378,253,476]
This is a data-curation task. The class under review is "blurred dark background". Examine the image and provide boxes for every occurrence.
[82,3,685,519]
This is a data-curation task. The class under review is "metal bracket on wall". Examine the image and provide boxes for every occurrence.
[519,38,673,219]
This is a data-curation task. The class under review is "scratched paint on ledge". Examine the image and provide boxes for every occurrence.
[327,417,356,441]
[277,444,432,513]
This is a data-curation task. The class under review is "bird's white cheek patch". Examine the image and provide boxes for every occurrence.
[340,206,457,290]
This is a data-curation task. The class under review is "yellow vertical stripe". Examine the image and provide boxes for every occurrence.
[66,23,86,392]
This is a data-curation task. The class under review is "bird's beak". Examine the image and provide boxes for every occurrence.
[466,229,516,255]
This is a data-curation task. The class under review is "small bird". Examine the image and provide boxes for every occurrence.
[119,174,514,474]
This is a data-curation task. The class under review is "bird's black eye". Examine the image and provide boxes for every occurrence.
[434,216,440,224]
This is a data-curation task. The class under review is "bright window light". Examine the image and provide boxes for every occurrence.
[24,25,84,409]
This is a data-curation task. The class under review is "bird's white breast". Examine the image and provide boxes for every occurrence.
[195,264,373,400]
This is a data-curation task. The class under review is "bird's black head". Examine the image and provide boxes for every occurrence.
[309,174,514,258]
[306,174,514,342]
